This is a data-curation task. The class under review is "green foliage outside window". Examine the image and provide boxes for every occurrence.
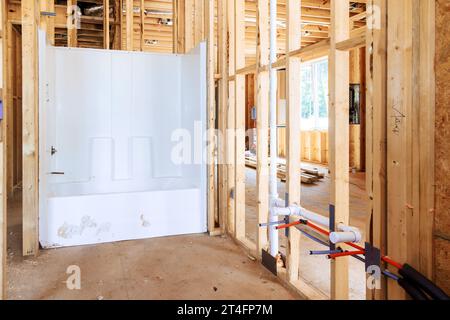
[300,58,328,130]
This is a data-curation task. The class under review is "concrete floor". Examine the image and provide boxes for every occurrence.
[244,165,368,300]
[6,165,367,300]
[6,194,296,300]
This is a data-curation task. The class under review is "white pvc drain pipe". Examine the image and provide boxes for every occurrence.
[269,0,279,257]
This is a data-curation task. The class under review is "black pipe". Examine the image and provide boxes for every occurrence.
[399,264,450,300]
[398,278,429,300]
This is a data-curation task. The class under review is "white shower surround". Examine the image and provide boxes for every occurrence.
[38,33,207,248]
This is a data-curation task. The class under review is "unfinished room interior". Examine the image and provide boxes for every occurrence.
[0,0,449,301]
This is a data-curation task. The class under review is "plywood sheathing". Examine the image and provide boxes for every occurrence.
[434,0,450,295]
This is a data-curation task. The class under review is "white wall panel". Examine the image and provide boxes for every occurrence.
[39,37,207,248]
[111,52,133,181]
[54,49,112,184]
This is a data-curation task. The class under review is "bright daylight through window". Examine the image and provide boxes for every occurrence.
[301,58,328,131]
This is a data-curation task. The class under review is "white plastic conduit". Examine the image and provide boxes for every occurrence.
[269,0,279,257]
[329,224,362,244]
[271,205,362,244]
[271,205,330,228]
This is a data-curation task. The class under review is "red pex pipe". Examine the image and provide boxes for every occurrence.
[305,221,403,270]
[306,221,330,236]
[382,256,404,270]
[275,221,302,230]
[328,250,365,259]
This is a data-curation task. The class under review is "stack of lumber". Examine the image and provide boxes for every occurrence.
[245,156,325,185]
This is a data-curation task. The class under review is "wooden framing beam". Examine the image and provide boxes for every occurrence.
[232,37,332,78]
[386,0,436,300]
[40,0,55,45]
[140,0,146,51]
[417,0,435,281]
[286,0,302,283]
[113,0,121,50]
[125,0,133,50]
[329,0,350,300]
[67,0,78,47]
[194,0,204,44]
[218,0,228,233]
[386,0,413,300]
[104,0,110,49]
[286,0,302,209]
[226,0,236,236]
[365,0,387,300]
[1,0,8,300]
[4,18,12,198]
[175,0,202,54]
[172,0,177,53]
[173,0,185,53]
[0,3,11,188]
[255,0,269,255]
[335,34,365,51]
[184,0,194,52]
[205,0,217,234]
[22,0,39,257]
[235,0,246,243]
[409,0,421,280]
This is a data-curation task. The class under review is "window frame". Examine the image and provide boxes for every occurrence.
[300,56,329,131]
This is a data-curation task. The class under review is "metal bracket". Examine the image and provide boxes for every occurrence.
[284,193,290,237]
[261,249,277,276]
[365,242,381,272]
[329,204,336,251]
[230,187,235,200]
[251,106,257,120]
[41,11,56,17]
[365,243,381,293]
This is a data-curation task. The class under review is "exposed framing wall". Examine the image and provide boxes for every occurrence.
[221,0,437,301]
[0,0,442,300]
[365,0,387,300]
[0,0,7,301]
[21,0,40,257]
[226,0,360,300]
[254,0,269,257]
[386,0,436,299]
[204,0,219,235]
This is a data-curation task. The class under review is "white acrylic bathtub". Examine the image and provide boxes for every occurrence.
[39,186,206,248]
[38,37,207,249]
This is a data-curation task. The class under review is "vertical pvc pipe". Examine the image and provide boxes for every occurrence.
[269,0,279,257]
